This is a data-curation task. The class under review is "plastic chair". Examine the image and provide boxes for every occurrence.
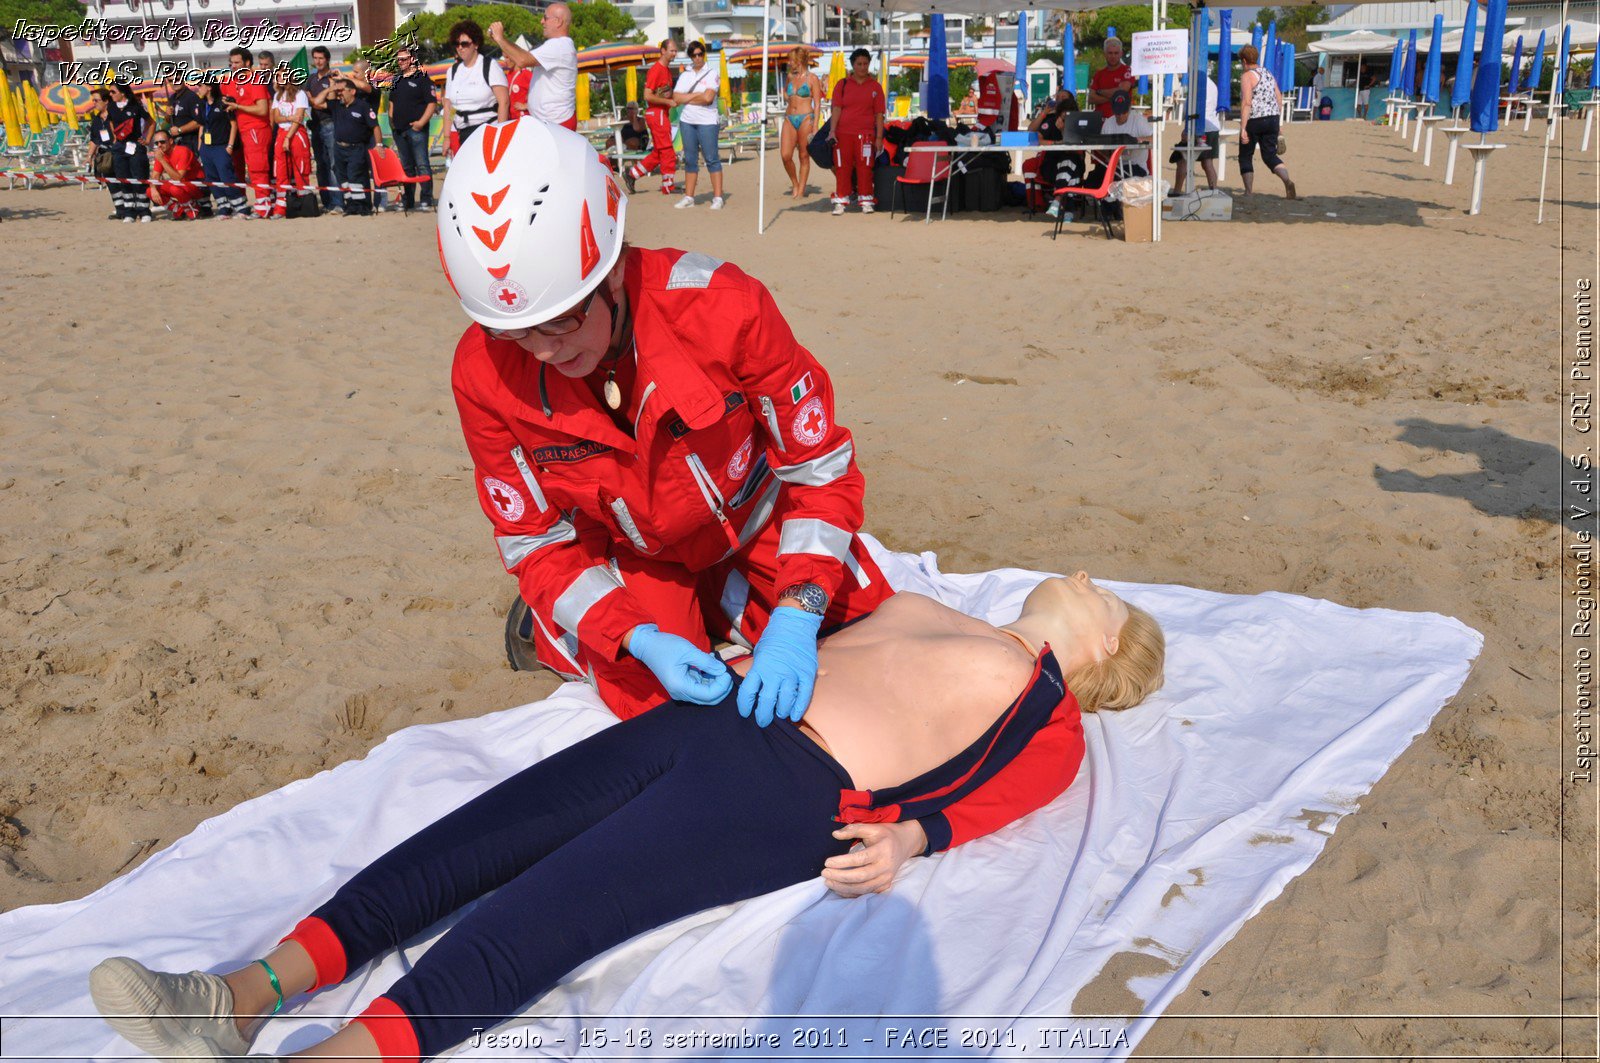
[369,144,431,193]
[1051,145,1125,241]
[890,141,951,221]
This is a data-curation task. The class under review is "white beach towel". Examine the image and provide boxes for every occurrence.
[0,538,1482,1061]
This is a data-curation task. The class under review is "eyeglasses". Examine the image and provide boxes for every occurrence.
[690,51,705,58]
[153,138,170,144]
[488,287,601,340]
[455,39,475,48]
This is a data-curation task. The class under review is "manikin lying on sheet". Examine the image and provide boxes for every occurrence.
[89,573,1164,1063]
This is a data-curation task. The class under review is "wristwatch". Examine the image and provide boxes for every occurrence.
[777,582,829,617]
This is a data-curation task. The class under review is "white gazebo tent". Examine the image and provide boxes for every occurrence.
[1307,28,1401,115]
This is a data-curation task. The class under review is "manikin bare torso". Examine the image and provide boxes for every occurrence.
[732,592,1038,790]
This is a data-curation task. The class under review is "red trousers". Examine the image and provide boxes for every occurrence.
[832,130,875,205]
[237,124,272,217]
[628,108,677,192]
[272,126,312,216]
[522,518,893,719]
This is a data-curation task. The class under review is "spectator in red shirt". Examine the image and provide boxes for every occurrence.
[147,129,205,219]
[828,48,885,215]
[221,46,273,217]
[624,39,679,195]
[1088,37,1135,117]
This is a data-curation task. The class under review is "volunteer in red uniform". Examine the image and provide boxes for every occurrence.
[441,119,893,723]
[828,48,885,216]
[221,46,273,218]
[624,39,679,195]
[1088,36,1135,118]
[147,130,204,219]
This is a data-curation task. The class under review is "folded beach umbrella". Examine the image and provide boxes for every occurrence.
[1450,0,1478,111]
[1529,29,1546,91]
[1508,36,1524,94]
[1554,25,1570,95]
[926,14,950,119]
[1138,74,1150,95]
[625,65,637,104]
[1281,40,1295,91]
[1388,40,1403,90]
[1062,20,1078,96]
[1013,7,1029,111]
[1191,6,1210,139]
[1470,0,1508,132]
[1401,30,1417,95]
[1423,13,1444,103]
[1217,9,1233,111]
[1592,42,1599,88]
[1251,22,1262,59]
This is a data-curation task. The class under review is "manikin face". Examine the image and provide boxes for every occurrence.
[1027,572,1129,663]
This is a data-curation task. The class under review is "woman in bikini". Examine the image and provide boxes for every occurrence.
[89,574,1164,1063]
[779,46,824,198]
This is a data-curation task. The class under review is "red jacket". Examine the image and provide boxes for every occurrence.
[453,246,869,664]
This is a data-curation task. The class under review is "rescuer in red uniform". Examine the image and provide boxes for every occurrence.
[440,118,893,723]
[623,39,679,196]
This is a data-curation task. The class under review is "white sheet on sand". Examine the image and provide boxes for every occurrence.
[0,537,1481,1061]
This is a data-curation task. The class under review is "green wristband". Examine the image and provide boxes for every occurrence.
[256,958,284,1015]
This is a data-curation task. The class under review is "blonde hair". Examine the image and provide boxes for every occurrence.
[788,46,812,72]
[1063,603,1165,713]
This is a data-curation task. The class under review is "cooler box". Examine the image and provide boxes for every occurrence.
[999,131,1040,147]
[1163,189,1234,221]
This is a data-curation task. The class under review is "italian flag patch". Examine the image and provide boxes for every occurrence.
[789,373,814,403]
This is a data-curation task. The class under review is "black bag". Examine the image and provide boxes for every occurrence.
[285,190,321,218]
[808,119,834,170]
[874,162,903,210]
[962,166,1005,212]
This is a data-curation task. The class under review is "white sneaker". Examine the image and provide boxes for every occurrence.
[89,957,253,1060]
[121,217,134,224]
[1045,200,1061,218]
[860,201,875,214]
[138,216,152,223]
[832,202,846,216]
[709,196,724,210]
[674,195,695,209]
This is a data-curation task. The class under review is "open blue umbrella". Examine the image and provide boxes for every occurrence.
[926,13,950,119]
[1422,13,1444,103]
[1450,0,1478,112]
[1401,30,1417,96]
[1555,24,1571,95]
[1217,9,1234,112]
[1062,20,1078,96]
[1509,36,1525,95]
[1470,0,1508,132]
[1388,40,1403,90]
[1013,7,1029,111]
[1529,29,1546,91]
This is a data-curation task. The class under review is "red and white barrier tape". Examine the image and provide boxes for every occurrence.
[1,171,427,194]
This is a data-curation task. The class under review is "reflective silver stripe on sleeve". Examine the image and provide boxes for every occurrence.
[774,440,854,488]
[719,568,753,648]
[758,396,786,454]
[551,565,624,633]
[496,520,577,568]
[777,517,852,562]
[665,251,723,290]
[609,498,650,553]
[509,446,550,513]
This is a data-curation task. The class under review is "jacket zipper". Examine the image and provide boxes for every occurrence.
[758,396,786,454]
[685,453,743,552]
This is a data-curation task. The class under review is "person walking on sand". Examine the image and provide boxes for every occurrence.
[1236,45,1296,199]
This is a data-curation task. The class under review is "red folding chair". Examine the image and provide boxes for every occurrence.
[890,141,952,222]
[1051,145,1125,241]
[368,145,432,213]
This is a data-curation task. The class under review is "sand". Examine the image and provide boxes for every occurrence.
[1,116,1595,1059]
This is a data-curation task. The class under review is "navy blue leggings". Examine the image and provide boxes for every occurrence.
[298,690,853,1060]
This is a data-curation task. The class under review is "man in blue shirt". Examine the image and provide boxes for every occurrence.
[328,78,379,215]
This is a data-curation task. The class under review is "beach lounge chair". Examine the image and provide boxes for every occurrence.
[1051,145,1125,241]
[889,142,951,221]
[1290,86,1316,122]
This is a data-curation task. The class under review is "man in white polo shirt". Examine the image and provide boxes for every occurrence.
[491,5,579,131]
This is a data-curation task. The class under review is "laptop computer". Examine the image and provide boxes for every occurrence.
[1058,111,1104,143]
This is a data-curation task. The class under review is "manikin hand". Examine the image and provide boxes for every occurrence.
[822,821,927,897]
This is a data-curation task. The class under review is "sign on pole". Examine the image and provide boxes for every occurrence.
[1131,29,1189,76]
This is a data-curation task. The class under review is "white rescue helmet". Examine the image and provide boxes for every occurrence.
[437,118,628,329]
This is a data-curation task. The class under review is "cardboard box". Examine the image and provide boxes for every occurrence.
[1121,200,1154,242]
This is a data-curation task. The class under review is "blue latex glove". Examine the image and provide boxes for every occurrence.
[737,606,823,728]
[627,624,732,705]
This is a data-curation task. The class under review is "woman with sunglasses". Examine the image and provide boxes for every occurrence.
[442,118,892,725]
[672,41,724,209]
[105,81,153,223]
[440,20,509,156]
